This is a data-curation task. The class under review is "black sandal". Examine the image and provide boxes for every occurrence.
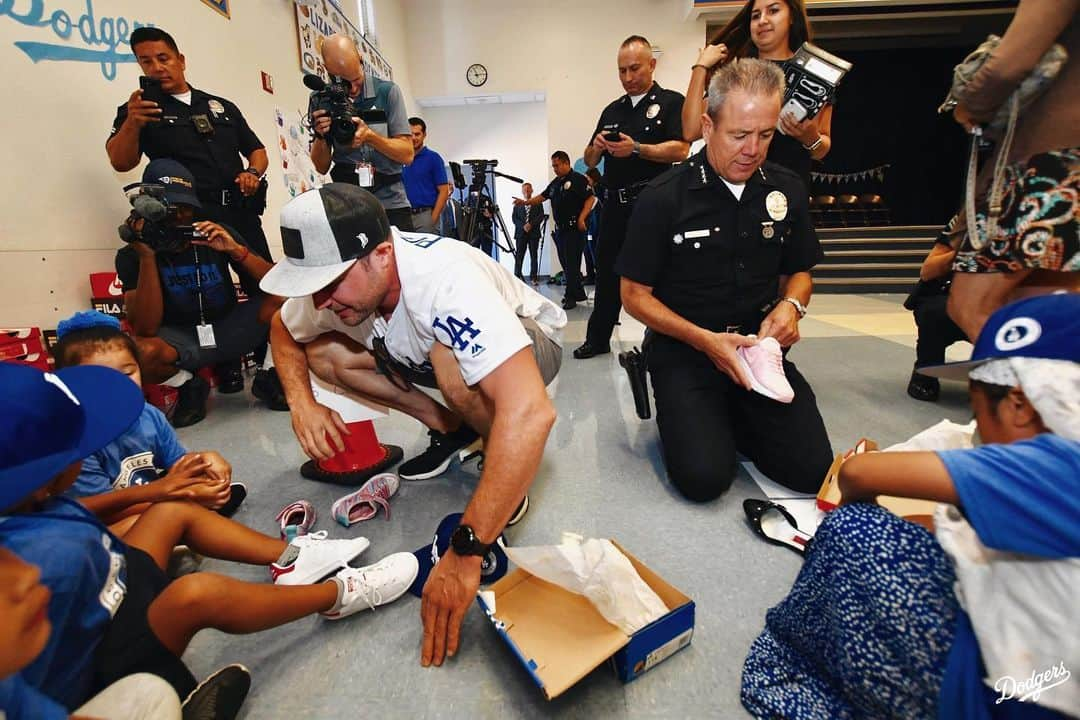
[742,499,812,556]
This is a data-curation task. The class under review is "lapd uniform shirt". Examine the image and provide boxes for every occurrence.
[615,149,822,363]
[589,82,685,189]
[539,170,592,231]
[109,87,263,193]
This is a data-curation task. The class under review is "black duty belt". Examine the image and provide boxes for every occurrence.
[613,180,650,205]
[410,206,434,214]
[198,188,236,207]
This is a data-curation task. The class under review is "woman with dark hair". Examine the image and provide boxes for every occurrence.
[682,0,833,187]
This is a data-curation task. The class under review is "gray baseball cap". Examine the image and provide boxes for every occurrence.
[260,183,392,298]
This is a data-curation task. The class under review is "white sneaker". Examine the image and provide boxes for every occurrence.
[322,552,420,620]
[270,531,370,586]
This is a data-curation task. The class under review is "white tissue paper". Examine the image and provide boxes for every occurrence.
[503,533,669,635]
[884,419,976,452]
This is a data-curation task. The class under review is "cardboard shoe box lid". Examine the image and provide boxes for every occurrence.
[478,541,692,700]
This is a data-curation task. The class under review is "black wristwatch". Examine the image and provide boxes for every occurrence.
[244,167,262,178]
[450,524,492,557]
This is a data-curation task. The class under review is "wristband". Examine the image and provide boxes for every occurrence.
[244,167,262,178]
[804,136,824,152]
[232,246,250,264]
[691,63,710,71]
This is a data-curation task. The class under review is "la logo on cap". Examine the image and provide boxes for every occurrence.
[995,317,1041,351]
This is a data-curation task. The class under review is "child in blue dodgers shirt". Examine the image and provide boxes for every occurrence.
[0,547,182,719]
[740,293,1079,720]
[0,363,419,718]
[52,311,245,531]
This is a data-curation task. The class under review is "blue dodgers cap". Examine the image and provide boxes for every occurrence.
[0,363,145,511]
[920,293,1080,380]
[142,158,201,208]
[408,513,509,597]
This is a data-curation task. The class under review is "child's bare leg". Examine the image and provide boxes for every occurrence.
[148,572,338,655]
[108,514,141,537]
[123,501,286,570]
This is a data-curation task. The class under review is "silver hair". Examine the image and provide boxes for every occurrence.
[706,58,785,118]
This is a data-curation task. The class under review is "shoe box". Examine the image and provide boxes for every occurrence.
[89,271,125,319]
[476,540,694,700]
[1,327,51,371]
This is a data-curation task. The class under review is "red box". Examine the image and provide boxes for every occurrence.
[90,272,124,299]
[1,328,50,371]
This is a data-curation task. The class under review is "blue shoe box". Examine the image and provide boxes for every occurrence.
[476,541,695,699]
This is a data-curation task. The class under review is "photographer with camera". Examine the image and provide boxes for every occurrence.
[515,152,595,310]
[117,160,274,427]
[308,34,414,229]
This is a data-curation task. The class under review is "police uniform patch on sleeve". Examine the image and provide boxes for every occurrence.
[646,103,660,119]
[766,191,788,221]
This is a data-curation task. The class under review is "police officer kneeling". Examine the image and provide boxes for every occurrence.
[617,59,832,501]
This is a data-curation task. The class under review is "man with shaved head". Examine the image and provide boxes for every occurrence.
[576,35,689,360]
[309,33,416,230]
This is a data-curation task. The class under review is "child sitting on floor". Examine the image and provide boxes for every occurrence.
[0,546,184,719]
[740,293,1079,720]
[0,362,418,718]
[53,311,245,531]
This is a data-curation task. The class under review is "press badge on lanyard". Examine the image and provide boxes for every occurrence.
[355,162,375,187]
[192,246,216,348]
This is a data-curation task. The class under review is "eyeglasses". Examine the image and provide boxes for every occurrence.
[371,335,414,393]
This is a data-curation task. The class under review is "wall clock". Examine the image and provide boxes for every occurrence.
[466,63,488,87]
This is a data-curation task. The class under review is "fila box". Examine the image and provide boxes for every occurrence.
[90,271,125,319]
[476,540,695,699]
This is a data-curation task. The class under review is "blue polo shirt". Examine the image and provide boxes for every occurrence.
[0,498,128,715]
[402,146,448,209]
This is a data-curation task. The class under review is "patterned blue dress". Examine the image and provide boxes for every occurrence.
[741,504,960,719]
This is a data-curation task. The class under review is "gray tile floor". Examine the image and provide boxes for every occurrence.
[177,291,971,719]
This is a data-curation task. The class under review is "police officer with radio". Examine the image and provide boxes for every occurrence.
[515,152,596,310]
[617,59,832,501]
[577,35,690,359]
[107,27,272,289]
[309,33,415,229]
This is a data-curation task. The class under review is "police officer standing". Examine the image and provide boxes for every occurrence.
[515,152,595,310]
[107,28,272,287]
[617,59,832,501]
[577,35,689,358]
[309,33,415,230]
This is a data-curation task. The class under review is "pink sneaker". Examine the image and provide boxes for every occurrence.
[275,500,316,541]
[332,472,400,527]
[736,336,794,403]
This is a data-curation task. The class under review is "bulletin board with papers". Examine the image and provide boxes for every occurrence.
[294,0,393,82]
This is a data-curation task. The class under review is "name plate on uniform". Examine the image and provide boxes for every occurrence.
[781,42,853,123]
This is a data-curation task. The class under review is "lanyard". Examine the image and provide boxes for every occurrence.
[192,245,207,326]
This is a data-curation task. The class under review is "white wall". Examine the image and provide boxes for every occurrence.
[0,0,413,329]
[421,101,552,273]
[402,0,706,167]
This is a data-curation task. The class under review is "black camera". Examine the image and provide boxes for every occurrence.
[304,73,355,146]
[117,184,201,254]
[464,159,498,192]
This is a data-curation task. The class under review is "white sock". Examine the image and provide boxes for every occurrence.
[161,369,193,388]
[262,351,275,370]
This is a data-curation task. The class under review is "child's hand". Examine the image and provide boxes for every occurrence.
[159,453,213,500]
[188,478,232,510]
[199,450,232,484]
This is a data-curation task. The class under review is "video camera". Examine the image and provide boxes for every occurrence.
[117,184,201,254]
[304,73,355,146]
[464,159,498,192]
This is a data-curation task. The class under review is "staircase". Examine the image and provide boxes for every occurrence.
[814,225,939,294]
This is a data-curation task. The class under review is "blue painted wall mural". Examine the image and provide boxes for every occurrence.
[2,0,155,80]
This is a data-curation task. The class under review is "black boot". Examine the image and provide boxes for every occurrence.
[173,375,211,428]
[252,368,289,411]
[907,370,941,402]
[214,360,244,394]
